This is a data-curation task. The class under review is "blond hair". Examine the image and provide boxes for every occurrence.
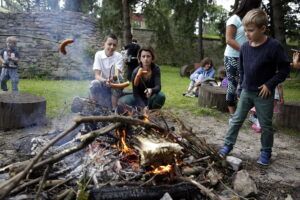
[242,9,268,28]
[6,36,17,44]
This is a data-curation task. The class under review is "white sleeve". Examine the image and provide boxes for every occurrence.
[93,51,102,71]
[115,53,124,72]
[226,15,240,27]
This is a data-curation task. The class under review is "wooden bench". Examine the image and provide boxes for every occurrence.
[198,85,227,112]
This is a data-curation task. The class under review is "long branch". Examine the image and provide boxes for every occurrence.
[74,115,166,133]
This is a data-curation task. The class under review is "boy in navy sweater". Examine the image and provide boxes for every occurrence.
[219,9,290,165]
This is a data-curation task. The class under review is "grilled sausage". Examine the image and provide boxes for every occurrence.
[60,39,74,55]
[108,81,130,88]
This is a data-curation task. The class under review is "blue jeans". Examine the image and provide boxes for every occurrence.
[0,68,19,91]
[224,89,274,152]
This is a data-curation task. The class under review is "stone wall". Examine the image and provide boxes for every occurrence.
[0,11,102,79]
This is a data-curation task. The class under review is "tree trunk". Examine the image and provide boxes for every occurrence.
[122,0,132,45]
[270,0,286,46]
[198,15,204,61]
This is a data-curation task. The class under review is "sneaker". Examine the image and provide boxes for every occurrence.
[185,93,196,98]
[251,124,262,133]
[219,144,233,157]
[257,151,271,165]
[248,114,257,124]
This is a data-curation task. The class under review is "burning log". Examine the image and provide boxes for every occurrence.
[134,135,183,167]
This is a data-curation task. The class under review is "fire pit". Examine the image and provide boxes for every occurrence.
[0,92,46,130]
[0,99,225,200]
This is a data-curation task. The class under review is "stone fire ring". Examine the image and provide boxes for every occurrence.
[0,92,46,130]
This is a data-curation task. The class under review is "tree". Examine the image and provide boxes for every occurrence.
[122,0,132,45]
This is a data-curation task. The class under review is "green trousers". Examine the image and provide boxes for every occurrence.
[118,92,166,110]
[224,89,274,152]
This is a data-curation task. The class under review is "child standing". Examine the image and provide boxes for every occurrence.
[183,57,215,97]
[0,36,20,91]
[219,9,290,165]
[89,34,124,111]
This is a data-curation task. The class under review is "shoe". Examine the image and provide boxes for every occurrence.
[185,92,197,98]
[257,151,271,165]
[219,144,233,156]
[251,124,262,133]
[248,114,257,124]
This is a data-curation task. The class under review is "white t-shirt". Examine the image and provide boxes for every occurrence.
[224,14,248,58]
[93,50,123,79]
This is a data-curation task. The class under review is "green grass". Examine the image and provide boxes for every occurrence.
[19,79,90,116]
[7,66,300,118]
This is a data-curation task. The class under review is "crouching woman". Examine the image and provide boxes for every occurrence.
[118,46,165,111]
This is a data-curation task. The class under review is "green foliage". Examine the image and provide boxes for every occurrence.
[20,65,51,79]
[98,0,123,37]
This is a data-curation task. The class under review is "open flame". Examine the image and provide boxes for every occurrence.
[116,128,135,155]
[147,164,173,175]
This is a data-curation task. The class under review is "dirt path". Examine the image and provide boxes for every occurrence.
[173,109,300,197]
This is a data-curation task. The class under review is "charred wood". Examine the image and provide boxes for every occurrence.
[89,183,211,200]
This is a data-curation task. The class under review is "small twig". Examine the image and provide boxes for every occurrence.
[139,174,158,186]
[35,164,52,200]
[47,177,73,192]
[220,180,251,200]
[179,176,221,200]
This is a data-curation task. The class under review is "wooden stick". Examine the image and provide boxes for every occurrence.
[179,177,221,200]
[74,115,166,133]
[35,165,51,200]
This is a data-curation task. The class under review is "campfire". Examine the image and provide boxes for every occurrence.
[0,98,225,200]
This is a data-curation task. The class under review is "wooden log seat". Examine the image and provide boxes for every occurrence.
[0,92,46,129]
[198,85,227,112]
[275,102,300,130]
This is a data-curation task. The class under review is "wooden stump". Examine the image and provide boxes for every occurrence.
[0,92,46,129]
[198,85,227,112]
[180,64,194,77]
[275,102,300,130]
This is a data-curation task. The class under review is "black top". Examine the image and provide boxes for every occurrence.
[239,37,290,91]
[124,43,140,57]
[131,64,161,101]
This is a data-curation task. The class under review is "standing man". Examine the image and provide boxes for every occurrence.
[124,39,140,81]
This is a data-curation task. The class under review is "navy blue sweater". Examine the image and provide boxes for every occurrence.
[239,37,290,92]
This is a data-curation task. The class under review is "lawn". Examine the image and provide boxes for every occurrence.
[10,66,300,117]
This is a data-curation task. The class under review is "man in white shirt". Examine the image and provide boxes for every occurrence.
[90,34,124,110]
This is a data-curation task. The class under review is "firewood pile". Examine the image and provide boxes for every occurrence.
[0,98,230,200]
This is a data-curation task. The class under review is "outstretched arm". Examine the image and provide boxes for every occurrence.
[292,52,300,69]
